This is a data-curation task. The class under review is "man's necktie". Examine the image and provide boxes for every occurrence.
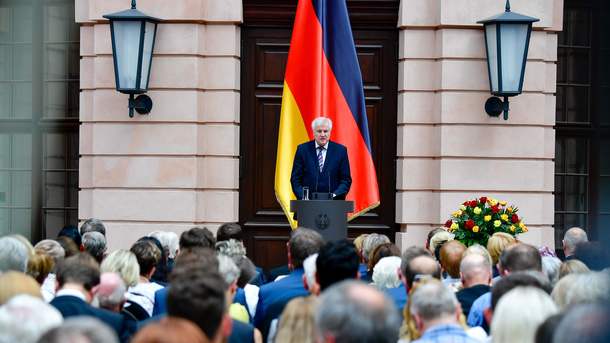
[317,146,324,172]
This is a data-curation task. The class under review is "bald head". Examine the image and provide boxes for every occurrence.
[563,227,588,257]
[405,255,441,290]
[460,253,492,287]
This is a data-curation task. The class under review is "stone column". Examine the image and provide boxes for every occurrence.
[395,0,562,250]
[77,0,242,249]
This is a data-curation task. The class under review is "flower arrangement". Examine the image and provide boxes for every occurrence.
[444,196,528,247]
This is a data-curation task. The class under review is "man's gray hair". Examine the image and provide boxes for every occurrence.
[80,218,107,236]
[0,294,63,343]
[218,254,240,285]
[552,271,610,310]
[362,233,390,263]
[149,231,180,259]
[372,256,402,288]
[216,239,247,259]
[563,227,588,254]
[460,253,492,282]
[553,303,610,343]
[82,232,107,262]
[34,240,65,265]
[303,253,318,289]
[311,117,333,131]
[37,316,118,343]
[409,280,459,321]
[316,280,400,343]
[0,236,29,273]
[541,256,562,286]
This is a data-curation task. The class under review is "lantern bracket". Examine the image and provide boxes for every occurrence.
[485,96,509,120]
[128,94,153,118]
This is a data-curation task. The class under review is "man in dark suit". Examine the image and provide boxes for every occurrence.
[291,117,351,200]
[50,253,135,343]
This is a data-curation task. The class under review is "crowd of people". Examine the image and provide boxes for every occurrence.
[0,220,608,343]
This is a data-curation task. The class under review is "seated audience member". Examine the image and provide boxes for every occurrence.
[94,272,127,313]
[26,251,54,285]
[561,226,587,260]
[400,252,441,293]
[179,226,216,250]
[316,240,360,291]
[126,240,163,319]
[541,255,562,286]
[50,253,135,342]
[139,236,170,285]
[57,225,82,249]
[34,239,65,301]
[167,269,233,343]
[80,218,107,237]
[558,259,589,280]
[455,253,491,317]
[216,239,260,316]
[302,253,319,295]
[361,233,390,281]
[428,230,454,262]
[0,235,30,273]
[534,313,564,343]
[367,242,400,276]
[573,241,610,271]
[353,233,369,280]
[254,228,324,339]
[491,287,558,343]
[274,295,319,343]
[217,222,244,242]
[218,254,249,323]
[149,231,180,270]
[0,294,63,343]
[101,249,140,289]
[408,280,480,343]
[373,256,407,315]
[425,228,445,255]
[551,271,610,310]
[486,232,516,278]
[0,271,42,304]
[38,316,118,343]
[316,280,400,343]
[552,303,610,343]
[55,236,80,258]
[439,240,466,291]
[132,317,209,343]
[467,243,543,328]
[82,231,107,264]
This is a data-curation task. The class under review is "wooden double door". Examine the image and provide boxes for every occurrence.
[239,0,400,269]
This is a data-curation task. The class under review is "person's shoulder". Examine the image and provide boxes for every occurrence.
[297,140,314,149]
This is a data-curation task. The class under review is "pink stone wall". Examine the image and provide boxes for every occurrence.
[77,0,242,250]
[395,0,562,250]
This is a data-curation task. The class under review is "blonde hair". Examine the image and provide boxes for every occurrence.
[0,271,42,305]
[101,249,140,287]
[275,295,319,343]
[486,232,516,265]
[558,259,589,280]
[27,252,55,284]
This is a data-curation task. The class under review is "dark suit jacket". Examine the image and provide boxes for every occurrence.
[290,140,351,200]
[152,287,168,316]
[455,284,492,317]
[254,268,308,340]
[51,295,135,343]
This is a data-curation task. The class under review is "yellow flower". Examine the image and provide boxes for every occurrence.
[507,207,513,213]
[523,226,528,232]
[519,222,525,229]
[459,205,467,211]
[510,225,516,232]
[473,207,482,215]
[450,223,458,230]
[499,200,507,206]
[452,210,463,217]
[488,198,498,206]
[494,220,501,228]
[472,226,480,233]
[484,215,492,222]
[501,214,509,221]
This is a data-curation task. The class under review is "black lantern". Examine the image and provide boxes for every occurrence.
[104,0,160,117]
[478,0,539,120]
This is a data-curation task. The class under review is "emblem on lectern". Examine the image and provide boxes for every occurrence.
[315,213,330,230]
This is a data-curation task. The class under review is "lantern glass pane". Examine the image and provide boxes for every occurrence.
[485,24,498,92]
[112,20,140,90]
[140,21,156,90]
[500,23,529,93]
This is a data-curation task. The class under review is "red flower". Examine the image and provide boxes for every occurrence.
[491,205,500,213]
[469,200,478,208]
[480,196,488,204]
[463,201,469,206]
[511,214,519,223]
[465,219,475,230]
[445,220,452,228]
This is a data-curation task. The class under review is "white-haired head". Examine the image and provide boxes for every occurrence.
[372,256,402,289]
[0,294,63,343]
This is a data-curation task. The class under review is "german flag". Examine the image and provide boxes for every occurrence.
[274,0,380,228]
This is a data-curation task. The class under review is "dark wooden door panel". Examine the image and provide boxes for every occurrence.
[241,1,399,270]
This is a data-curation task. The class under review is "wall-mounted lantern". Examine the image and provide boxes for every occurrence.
[104,0,160,118]
[478,0,539,120]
